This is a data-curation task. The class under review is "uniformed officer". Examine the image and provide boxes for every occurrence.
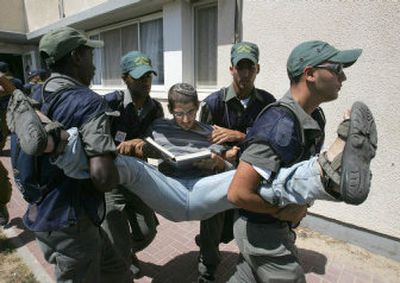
[227,40,363,282]
[11,27,132,282]
[101,51,163,277]
[197,41,276,282]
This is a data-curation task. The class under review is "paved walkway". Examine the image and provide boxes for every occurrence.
[1,142,399,283]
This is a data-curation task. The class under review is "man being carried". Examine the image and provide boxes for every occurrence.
[5,76,376,225]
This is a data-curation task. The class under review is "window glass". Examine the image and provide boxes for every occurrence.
[121,24,139,55]
[140,19,164,85]
[101,29,122,85]
[90,34,102,85]
[91,18,164,86]
[195,5,217,87]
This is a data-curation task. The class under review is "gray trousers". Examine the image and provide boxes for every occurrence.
[35,216,132,283]
[102,185,158,266]
[228,213,306,283]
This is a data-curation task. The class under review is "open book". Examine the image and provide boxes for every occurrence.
[145,137,212,168]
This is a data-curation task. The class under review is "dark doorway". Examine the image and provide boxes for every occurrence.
[0,53,24,82]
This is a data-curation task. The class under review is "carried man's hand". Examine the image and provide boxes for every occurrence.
[209,125,245,144]
[117,138,146,158]
[193,153,226,172]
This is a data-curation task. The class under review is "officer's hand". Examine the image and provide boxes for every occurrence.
[0,75,16,97]
[274,204,307,225]
[117,139,145,157]
[209,125,245,144]
[193,153,225,172]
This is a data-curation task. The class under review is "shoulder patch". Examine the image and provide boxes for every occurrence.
[272,116,295,147]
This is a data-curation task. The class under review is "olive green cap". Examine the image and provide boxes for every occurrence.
[39,26,103,65]
[231,41,259,66]
[120,51,157,79]
[287,40,362,79]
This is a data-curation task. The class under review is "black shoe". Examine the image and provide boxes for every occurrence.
[195,234,200,246]
[198,256,216,283]
[130,254,142,279]
[197,274,215,283]
[0,205,9,226]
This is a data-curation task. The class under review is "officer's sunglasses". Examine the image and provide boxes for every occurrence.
[314,63,344,76]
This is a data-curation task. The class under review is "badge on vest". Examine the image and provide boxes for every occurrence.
[115,131,127,142]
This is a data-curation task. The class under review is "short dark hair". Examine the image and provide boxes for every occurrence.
[167,83,199,112]
[288,69,302,84]
[41,45,87,73]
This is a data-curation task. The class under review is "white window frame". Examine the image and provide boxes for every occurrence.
[192,0,218,90]
[88,12,164,92]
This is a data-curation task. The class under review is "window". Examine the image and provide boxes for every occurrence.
[194,4,217,87]
[91,17,164,86]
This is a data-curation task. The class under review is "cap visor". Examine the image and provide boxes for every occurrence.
[129,66,157,79]
[329,48,362,67]
[232,54,258,66]
[85,39,104,48]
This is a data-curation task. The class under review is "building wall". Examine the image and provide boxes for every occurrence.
[63,0,106,15]
[24,0,60,31]
[23,0,106,32]
[239,0,400,239]
[0,0,26,33]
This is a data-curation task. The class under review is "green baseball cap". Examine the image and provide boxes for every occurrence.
[231,41,259,66]
[120,51,157,79]
[287,40,362,79]
[39,26,104,65]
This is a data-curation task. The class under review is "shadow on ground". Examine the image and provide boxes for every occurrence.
[298,248,327,274]
[140,250,238,282]
[4,217,36,248]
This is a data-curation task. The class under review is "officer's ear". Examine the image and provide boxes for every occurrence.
[304,66,316,82]
[256,64,260,74]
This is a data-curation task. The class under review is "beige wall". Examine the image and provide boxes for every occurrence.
[24,0,60,31]
[23,0,106,32]
[238,0,400,238]
[0,0,26,33]
[63,0,106,16]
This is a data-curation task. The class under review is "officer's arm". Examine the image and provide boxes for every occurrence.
[80,113,119,192]
[89,154,119,192]
[227,160,307,223]
[227,160,280,214]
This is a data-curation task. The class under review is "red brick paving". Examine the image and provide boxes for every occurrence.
[1,143,399,283]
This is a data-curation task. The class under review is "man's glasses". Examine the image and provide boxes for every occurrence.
[173,109,197,118]
[314,63,344,76]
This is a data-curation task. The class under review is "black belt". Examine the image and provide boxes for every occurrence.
[239,209,280,224]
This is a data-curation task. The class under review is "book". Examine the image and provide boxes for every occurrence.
[145,137,212,168]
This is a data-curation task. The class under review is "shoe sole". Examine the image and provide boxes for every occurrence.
[340,101,377,205]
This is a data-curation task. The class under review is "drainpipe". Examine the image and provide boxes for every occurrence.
[234,0,242,43]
